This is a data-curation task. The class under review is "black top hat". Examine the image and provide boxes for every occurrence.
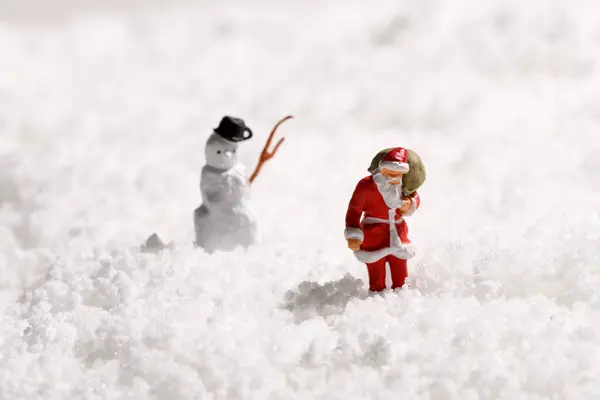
[213,116,253,142]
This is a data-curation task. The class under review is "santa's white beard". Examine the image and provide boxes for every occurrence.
[373,172,404,209]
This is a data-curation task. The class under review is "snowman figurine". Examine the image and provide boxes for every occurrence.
[140,115,289,254]
[193,116,258,252]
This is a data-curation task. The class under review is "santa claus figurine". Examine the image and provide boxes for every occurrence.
[344,147,426,293]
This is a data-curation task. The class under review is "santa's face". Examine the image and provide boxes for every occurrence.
[380,168,404,185]
[205,134,239,170]
[373,171,404,209]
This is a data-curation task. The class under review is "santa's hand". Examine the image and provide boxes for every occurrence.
[399,198,412,213]
[347,238,362,251]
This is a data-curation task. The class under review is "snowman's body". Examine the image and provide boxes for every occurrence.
[194,133,258,252]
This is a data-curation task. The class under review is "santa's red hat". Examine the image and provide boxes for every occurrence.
[378,147,410,173]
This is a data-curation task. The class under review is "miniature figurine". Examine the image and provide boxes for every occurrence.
[344,147,426,292]
[194,115,292,252]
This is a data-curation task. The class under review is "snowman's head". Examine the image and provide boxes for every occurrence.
[205,133,239,170]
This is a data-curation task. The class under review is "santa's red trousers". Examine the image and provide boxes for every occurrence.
[366,255,407,292]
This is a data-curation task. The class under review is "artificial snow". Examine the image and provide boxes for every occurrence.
[1,0,600,398]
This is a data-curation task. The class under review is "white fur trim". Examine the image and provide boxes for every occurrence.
[379,161,409,173]
[402,197,418,217]
[363,216,403,224]
[353,244,416,263]
[344,227,364,241]
[354,247,391,263]
[391,244,416,259]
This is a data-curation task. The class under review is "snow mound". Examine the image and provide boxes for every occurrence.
[284,274,367,323]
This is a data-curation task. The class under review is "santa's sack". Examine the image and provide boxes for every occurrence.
[367,148,426,196]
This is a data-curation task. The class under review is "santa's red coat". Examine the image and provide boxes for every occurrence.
[345,176,420,252]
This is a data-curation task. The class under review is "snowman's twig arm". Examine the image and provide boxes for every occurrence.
[249,115,293,184]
